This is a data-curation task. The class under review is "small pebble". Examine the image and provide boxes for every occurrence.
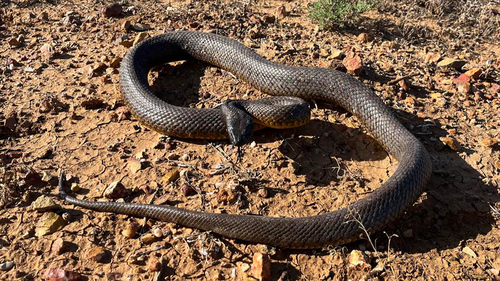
[101,3,122,18]
[35,213,66,237]
[51,238,70,255]
[31,195,60,212]
[104,181,130,199]
[87,246,108,263]
[147,256,162,271]
[122,220,140,238]
[0,261,14,271]
[251,253,271,281]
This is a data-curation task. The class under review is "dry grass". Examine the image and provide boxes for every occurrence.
[379,0,500,42]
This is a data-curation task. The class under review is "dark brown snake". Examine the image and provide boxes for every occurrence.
[59,31,432,249]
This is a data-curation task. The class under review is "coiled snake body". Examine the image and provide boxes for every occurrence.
[59,31,432,249]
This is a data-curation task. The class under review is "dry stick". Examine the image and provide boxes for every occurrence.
[387,73,420,85]
[347,207,380,257]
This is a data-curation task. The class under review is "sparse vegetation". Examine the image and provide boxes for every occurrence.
[309,0,380,28]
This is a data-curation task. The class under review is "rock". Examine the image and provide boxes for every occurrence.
[464,68,482,79]
[40,43,55,61]
[101,3,122,18]
[40,11,49,21]
[104,181,130,199]
[240,262,250,272]
[127,157,143,173]
[348,250,371,270]
[153,227,164,238]
[87,246,108,263]
[357,32,372,42]
[35,213,66,237]
[31,195,60,212]
[425,52,441,64]
[342,52,362,75]
[162,169,180,183]
[121,20,131,31]
[122,220,140,238]
[453,74,471,94]
[257,188,269,198]
[44,268,83,281]
[109,57,121,68]
[489,83,500,95]
[251,253,271,281]
[132,23,152,32]
[24,170,43,186]
[462,246,477,258]
[6,150,22,159]
[115,106,131,121]
[181,184,196,197]
[141,233,160,244]
[437,58,466,70]
[51,238,70,255]
[217,189,237,205]
[263,15,275,23]
[0,261,14,271]
[147,256,162,271]
[440,136,460,151]
[81,98,106,109]
[276,5,289,18]
[70,183,80,192]
[116,35,133,47]
[399,78,409,92]
[481,137,498,147]
[133,32,148,46]
[8,38,20,47]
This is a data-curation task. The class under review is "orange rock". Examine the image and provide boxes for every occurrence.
[251,253,271,281]
[464,68,482,79]
[342,52,362,75]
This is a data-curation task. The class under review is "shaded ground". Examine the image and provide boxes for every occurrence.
[1,0,500,280]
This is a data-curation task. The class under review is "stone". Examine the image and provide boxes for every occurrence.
[464,68,482,79]
[122,220,140,238]
[217,189,237,205]
[109,57,121,68]
[162,169,180,183]
[425,52,441,64]
[440,137,460,151]
[462,246,477,258]
[181,184,196,197]
[251,253,271,281]
[51,238,70,255]
[0,261,14,271]
[35,213,66,237]
[348,250,371,270]
[437,58,466,70]
[81,98,105,109]
[481,137,498,147]
[141,233,160,245]
[342,52,362,75]
[101,3,122,18]
[276,5,289,18]
[147,256,162,271]
[133,32,148,46]
[453,74,471,94]
[357,32,372,42]
[31,195,60,212]
[127,157,143,173]
[87,246,108,263]
[104,181,130,199]
[40,43,55,61]
[44,268,83,281]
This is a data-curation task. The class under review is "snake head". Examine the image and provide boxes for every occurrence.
[221,100,254,146]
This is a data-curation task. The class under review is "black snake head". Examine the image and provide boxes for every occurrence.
[221,100,254,146]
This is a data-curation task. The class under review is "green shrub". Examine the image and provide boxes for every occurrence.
[309,0,380,28]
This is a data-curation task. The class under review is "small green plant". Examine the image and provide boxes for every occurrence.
[310,0,379,28]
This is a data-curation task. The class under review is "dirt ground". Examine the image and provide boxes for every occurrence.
[1,0,500,280]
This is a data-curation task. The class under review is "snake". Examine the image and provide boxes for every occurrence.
[58,31,432,249]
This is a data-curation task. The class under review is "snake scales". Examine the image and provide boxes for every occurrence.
[59,31,432,249]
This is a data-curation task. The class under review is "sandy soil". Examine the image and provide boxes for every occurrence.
[1,0,500,280]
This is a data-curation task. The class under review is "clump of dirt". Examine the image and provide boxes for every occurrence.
[1,0,499,280]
